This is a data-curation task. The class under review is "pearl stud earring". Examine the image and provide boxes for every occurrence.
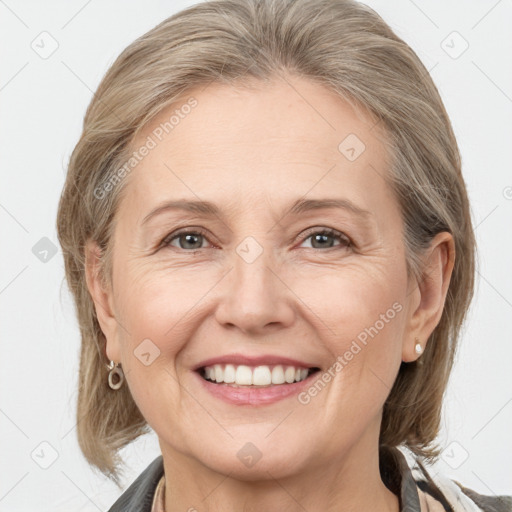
[414,337,423,355]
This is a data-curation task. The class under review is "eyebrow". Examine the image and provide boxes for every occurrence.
[141,197,373,226]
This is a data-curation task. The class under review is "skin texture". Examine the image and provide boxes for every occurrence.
[86,74,455,512]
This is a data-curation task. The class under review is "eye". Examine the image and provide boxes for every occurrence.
[161,229,212,251]
[298,228,351,250]
[159,227,352,252]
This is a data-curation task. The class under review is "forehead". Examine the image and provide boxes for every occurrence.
[124,76,395,219]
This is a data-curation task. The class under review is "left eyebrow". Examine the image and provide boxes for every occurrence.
[140,197,374,226]
[286,198,372,220]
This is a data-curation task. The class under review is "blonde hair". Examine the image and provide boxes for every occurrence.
[56,0,476,485]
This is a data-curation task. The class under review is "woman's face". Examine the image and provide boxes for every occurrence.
[91,75,439,479]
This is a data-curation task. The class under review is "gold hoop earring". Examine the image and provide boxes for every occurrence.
[107,360,125,390]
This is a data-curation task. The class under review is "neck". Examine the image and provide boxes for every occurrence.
[160,435,400,512]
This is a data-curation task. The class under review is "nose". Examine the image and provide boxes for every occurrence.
[214,243,295,335]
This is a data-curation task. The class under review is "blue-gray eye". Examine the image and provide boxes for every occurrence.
[163,231,208,250]
[161,227,351,251]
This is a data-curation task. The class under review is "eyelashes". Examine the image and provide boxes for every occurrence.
[298,227,351,250]
[159,227,352,252]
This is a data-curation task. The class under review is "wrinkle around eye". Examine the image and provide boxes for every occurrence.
[137,214,382,257]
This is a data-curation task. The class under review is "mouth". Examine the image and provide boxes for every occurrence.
[192,354,323,405]
[197,364,321,387]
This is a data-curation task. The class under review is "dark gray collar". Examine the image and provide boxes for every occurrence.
[107,455,164,512]
[380,445,423,512]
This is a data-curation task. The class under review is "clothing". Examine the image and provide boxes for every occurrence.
[106,446,511,512]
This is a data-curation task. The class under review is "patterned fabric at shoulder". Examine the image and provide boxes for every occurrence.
[410,453,512,512]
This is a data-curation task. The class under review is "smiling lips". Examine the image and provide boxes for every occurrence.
[194,355,322,405]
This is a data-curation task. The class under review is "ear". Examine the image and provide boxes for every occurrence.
[402,231,455,362]
[84,239,121,363]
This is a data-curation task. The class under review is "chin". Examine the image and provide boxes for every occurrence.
[191,435,310,481]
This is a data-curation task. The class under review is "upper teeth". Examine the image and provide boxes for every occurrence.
[203,364,311,386]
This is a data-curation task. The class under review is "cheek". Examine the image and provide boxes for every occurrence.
[296,257,406,336]
[112,262,226,398]
[296,261,406,391]
[115,256,203,341]
[113,272,193,436]
[110,264,190,400]
[300,274,405,429]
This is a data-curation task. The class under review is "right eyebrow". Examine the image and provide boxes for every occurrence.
[141,200,221,226]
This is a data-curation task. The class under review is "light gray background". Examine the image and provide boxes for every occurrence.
[1,0,511,510]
